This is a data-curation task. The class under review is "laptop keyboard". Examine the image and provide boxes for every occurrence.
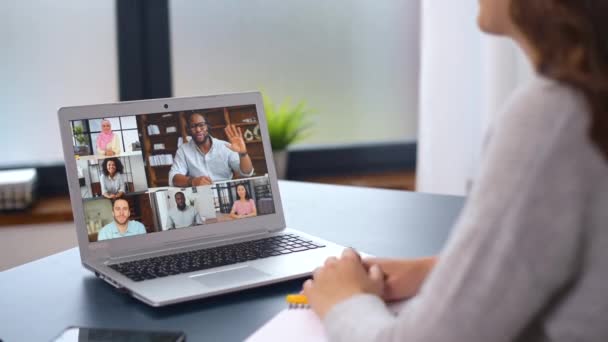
[108,234,326,282]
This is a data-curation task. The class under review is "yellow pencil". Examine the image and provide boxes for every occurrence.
[285,294,309,308]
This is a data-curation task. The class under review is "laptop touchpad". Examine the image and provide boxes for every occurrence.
[190,266,270,288]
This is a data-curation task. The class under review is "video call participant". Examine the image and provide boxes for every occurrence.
[230,184,257,219]
[97,198,146,241]
[166,191,204,229]
[96,119,120,156]
[169,113,254,187]
[100,157,125,199]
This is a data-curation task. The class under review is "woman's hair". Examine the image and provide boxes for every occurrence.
[510,0,608,160]
[235,183,251,200]
[101,157,124,176]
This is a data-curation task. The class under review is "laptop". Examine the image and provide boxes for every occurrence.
[58,92,348,307]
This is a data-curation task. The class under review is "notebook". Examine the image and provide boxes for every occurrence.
[58,92,350,306]
[246,308,328,342]
[246,299,409,341]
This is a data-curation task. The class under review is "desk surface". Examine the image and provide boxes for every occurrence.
[0,181,464,342]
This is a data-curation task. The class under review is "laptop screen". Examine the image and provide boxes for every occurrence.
[69,105,276,244]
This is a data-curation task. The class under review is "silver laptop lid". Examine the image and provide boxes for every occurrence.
[58,92,285,262]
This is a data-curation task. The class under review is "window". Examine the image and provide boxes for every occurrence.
[169,1,421,145]
[0,1,117,167]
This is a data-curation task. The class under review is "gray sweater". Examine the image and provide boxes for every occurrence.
[324,75,608,341]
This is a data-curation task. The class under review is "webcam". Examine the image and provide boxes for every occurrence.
[164,104,169,109]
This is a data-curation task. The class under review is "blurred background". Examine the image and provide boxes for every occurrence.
[1,0,421,191]
[0,1,532,269]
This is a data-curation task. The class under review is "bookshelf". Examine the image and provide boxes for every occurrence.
[137,106,268,188]
[208,105,268,177]
[137,113,187,188]
[253,179,275,215]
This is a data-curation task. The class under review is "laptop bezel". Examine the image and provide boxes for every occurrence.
[58,92,286,263]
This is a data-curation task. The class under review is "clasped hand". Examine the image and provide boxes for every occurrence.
[302,248,384,319]
[303,249,436,319]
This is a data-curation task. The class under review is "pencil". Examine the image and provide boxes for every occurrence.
[285,294,308,306]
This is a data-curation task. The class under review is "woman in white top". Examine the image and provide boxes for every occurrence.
[100,157,125,199]
[96,119,120,156]
[302,0,608,341]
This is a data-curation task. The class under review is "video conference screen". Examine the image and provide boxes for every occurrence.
[69,105,275,243]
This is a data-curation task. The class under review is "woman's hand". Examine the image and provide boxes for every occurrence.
[362,257,437,302]
[303,248,385,319]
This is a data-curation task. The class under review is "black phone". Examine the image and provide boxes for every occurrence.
[51,326,186,342]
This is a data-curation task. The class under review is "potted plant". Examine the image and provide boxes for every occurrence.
[72,126,90,156]
[262,93,314,179]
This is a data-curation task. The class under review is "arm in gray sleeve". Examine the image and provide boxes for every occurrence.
[166,213,175,229]
[100,175,108,194]
[194,212,204,225]
[118,174,126,193]
[323,81,590,342]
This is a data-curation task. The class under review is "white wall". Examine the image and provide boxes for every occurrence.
[416,2,532,196]
[0,1,117,166]
[192,186,216,219]
[130,157,148,192]
[170,0,421,145]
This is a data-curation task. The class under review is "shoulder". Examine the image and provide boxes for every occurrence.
[491,75,592,160]
[130,220,145,230]
[180,139,195,151]
[101,222,114,230]
[99,223,114,234]
[211,137,232,151]
[500,75,589,134]
[177,139,196,153]
[211,137,227,144]
[478,75,603,193]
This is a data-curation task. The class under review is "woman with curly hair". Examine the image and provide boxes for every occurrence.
[100,157,125,199]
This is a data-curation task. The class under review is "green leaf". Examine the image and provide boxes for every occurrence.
[262,92,314,151]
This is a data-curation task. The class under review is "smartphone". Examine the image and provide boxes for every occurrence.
[51,326,186,342]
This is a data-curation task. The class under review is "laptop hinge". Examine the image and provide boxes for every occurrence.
[105,228,276,264]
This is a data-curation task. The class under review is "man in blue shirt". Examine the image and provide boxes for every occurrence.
[169,113,254,187]
[97,198,147,241]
